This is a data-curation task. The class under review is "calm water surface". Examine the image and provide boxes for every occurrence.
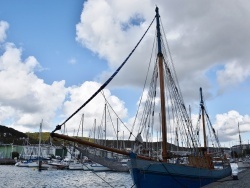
[0,163,242,188]
[0,165,133,188]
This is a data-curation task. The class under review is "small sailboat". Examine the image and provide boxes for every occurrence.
[50,6,231,187]
[68,161,83,170]
[15,159,37,167]
[47,158,70,169]
[15,120,50,169]
[83,162,111,172]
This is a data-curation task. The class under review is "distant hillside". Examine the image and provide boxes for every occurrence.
[0,125,28,145]
[27,132,52,144]
[0,125,64,145]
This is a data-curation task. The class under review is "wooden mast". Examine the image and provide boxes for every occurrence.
[155,7,168,161]
[200,87,207,152]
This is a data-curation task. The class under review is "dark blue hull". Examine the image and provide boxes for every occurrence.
[128,153,232,188]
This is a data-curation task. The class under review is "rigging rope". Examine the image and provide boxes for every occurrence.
[160,17,198,150]
[52,16,156,134]
[138,62,158,134]
[129,31,156,140]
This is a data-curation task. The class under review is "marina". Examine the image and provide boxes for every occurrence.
[1,1,250,188]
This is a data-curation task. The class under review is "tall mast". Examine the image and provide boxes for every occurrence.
[238,122,242,155]
[200,87,207,150]
[155,7,167,161]
[38,120,42,159]
[38,119,43,170]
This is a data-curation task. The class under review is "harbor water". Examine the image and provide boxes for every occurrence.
[0,163,246,188]
[0,165,133,188]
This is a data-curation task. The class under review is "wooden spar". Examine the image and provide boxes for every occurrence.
[156,7,168,161]
[200,87,207,150]
[51,133,154,161]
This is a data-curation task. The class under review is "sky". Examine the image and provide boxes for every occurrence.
[0,0,250,148]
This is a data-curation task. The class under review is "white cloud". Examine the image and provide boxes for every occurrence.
[217,60,250,89]
[0,21,9,43]
[188,110,250,147]
[213,110,250,143]
[0,43,67,131]
[76,0,153,66]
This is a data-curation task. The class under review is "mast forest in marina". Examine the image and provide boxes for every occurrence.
[51,7,231,188]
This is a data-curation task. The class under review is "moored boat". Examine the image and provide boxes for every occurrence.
[15,121,50,169]
[15,159,50,169]
[84,162,111,172]
[128,152,231,188]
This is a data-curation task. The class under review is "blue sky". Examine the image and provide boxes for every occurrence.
[0,0,107,87]
[0,0,250,148]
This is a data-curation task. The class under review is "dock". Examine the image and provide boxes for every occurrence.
[202,169,250,188]
[0,158,16,165]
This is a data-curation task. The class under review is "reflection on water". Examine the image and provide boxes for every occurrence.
[0,165,133,188]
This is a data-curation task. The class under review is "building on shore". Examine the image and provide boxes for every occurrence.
[0,144,66,159]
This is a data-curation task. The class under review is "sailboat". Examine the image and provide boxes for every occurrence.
[15,120,50,169]
[50,7,231,187]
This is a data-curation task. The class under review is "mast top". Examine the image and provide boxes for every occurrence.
[155,6,159,13]
[155,6,162,56]
[200,87,204,107]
